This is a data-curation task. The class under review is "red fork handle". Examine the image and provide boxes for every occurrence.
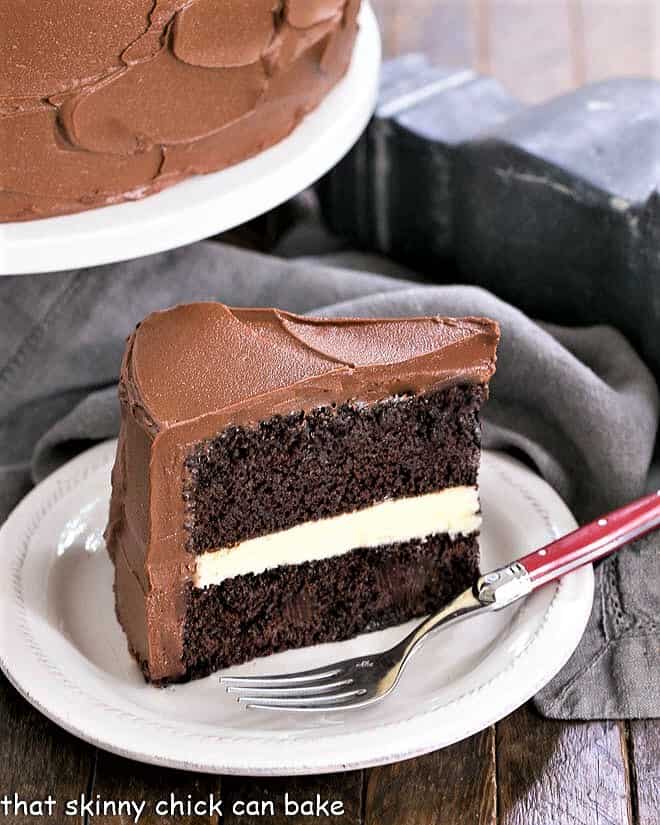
[518,490,660,588]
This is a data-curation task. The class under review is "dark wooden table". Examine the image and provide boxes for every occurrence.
[2,3,659,823]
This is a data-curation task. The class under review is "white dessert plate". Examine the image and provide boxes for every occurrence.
[0,3,380,277]
[0,440,593,776]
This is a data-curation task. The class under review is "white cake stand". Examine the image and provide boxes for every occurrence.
[0,3,380,276]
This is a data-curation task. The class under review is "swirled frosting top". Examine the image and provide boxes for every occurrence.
[124,302,500,431]
[1,0,358,221]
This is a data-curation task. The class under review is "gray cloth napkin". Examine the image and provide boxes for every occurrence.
[1,240,658,719]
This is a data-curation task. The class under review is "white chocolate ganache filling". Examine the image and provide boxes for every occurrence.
[194,485,481,588]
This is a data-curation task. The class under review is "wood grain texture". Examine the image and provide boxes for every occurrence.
[0,676,91,824]
[629,720,660,825]
[88,750,221,824]
[567,0,587,87]
[364,727,496,825]
[497,705,631,825]
[581,0,656,82]
[222,771,363,824]
[472,0,491,74]
[483,0,575,102]
[372,0,660,102]
[372,0,476,66]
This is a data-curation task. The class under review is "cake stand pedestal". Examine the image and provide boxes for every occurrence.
[0,3,380,277]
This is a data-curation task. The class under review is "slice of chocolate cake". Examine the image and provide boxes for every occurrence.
[105,302,499,684]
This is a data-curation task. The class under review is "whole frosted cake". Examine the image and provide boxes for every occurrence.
[1,0,360,222]
[105,302,500,683]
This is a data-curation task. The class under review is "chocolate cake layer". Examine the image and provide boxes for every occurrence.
[106,302,500,682]
[178,533,480,684]
[1,0,359,222]
[185,384,485,552]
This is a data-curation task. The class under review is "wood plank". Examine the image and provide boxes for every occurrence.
[364,727,496,825]
[580,0,655,83]
[372,0,475,67]
[481,0,575,102]
[370,0,402,57]
[0,675,92,824]
[373,0,660,102]
[222,771,363,824]
[629,720,660,825]
[88,750,221,824]
[497,705,631,825]
[567,0,587,87]
[472,0,491,75]
[655,1,660,77]
[409,0,476,68]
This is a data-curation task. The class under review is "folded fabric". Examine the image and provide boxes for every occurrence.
[0,240,657,718]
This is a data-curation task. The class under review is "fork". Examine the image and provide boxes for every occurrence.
[221,490,660,711]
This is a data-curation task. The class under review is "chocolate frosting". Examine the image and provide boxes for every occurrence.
[106,302,500,681]
[1,0,359,222]
[173,0,277,68]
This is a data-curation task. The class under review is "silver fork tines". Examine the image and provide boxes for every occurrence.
[236,689,368,711]
[221,667,342,688]
[219,582,497,712]
[226,678,354,697]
